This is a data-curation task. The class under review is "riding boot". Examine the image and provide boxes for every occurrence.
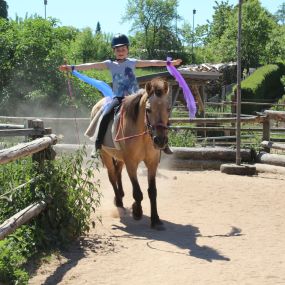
[90,140,101,158]
[163,145,173,155]
[91,139,102,158]
[95,139,102,151]
[95,113,111,152]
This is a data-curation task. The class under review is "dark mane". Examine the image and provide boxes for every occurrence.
[122,90,144,122]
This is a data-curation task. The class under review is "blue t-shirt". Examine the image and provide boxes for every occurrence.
[104,58,139,98]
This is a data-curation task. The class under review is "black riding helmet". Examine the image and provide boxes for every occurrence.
[111,34,130,48]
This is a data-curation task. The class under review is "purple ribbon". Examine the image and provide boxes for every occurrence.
[166,57,196,118]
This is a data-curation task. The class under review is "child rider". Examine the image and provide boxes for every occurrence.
[60,34,182,154]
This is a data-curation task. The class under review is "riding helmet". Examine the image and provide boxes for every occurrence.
[111,34,130,48]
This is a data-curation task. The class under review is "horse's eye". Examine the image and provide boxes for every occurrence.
[167,107,171,113]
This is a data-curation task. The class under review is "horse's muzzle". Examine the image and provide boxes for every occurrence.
[153,135,168,149]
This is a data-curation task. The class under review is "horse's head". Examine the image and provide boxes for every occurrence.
[145,78,171,150]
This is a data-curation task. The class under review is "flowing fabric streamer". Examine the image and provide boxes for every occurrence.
[72,69,113,98]
[166,57,196,118]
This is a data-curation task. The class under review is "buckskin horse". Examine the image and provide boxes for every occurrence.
[88,78,170,229]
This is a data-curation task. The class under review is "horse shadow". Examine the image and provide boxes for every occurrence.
[112,212,242,262]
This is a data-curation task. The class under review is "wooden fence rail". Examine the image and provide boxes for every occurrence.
[169,115,265,124]
[0,119,57,240]
[0,123,24,129]
[0,201,47,240]
[261,141,285,151]
[0,134,57,165]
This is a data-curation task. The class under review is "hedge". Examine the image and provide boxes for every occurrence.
[235,64,285,114]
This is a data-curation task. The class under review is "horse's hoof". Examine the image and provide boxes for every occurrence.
[114,197,124,208]
[132,202,143,220]
[151,223,165,231]
[151,219,165,231]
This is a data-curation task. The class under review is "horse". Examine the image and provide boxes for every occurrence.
[89,78,171,229]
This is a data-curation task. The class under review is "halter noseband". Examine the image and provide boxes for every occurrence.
[145,110,169,139]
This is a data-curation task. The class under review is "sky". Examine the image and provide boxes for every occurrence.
[6,0,284,35]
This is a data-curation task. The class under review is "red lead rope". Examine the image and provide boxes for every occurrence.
[64,60,80,145]
[114,108,149,142]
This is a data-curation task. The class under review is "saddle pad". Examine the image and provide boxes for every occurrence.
[100,111,121,150]
[86,106,121,150]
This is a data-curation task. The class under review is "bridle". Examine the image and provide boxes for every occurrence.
[145,110,169,139]
[114,93,170,142]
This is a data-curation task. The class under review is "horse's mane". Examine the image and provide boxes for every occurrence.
[122,89,145,122]
[122,78,168,122]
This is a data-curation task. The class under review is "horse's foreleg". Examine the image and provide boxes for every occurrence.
[146,160,164,230]
[148,176,164,229]
[125,162,143,220]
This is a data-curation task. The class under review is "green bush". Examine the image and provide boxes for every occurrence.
[271,75,285,111]
[169,129,197,147]
[236,64,285,114]
[0,147,101,285]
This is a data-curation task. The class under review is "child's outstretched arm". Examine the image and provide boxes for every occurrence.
[136,59,182,68]
[59,61,107,72]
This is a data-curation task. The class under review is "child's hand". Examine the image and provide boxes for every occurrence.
[59,65,71,72]
[172,59,182,66]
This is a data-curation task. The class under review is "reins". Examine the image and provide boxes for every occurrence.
[114,100,169,143]
[114,107,149,142]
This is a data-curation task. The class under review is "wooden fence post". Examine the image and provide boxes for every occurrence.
[27,119,45,166]
[262,116,271,153]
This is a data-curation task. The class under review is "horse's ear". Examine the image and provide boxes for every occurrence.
[146,81,152,96]
[164,81,169,95]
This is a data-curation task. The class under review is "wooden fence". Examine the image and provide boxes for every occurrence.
[0,119,57,240]
[169,109,285,147]
[1,108,284,148]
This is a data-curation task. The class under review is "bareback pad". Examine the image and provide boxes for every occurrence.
[103,112,121,150]
[90,108,121,150]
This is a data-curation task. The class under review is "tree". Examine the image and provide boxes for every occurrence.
[95,21,101,34]
[275,2,285,25]
[207,0,234,43]
[208,0,277,69]
[72,28,96,63]
[122,0,182,59]
[0,17,78,115]
[0,0,8,19]
[264,24,285,63]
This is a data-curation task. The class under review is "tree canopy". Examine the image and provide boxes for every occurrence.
[122,0,183,59]
[0,0,8,19]
[275,2,285,25]
[0,0,284,116]
[201,0,283,68]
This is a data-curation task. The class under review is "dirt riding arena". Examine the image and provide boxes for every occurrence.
[29,167,285,285]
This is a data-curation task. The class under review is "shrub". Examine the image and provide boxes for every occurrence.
[234,64,285,114]
[169,129,197,147]
[0,147,101,284]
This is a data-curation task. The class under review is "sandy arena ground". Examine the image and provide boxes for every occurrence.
[29,167,285,285]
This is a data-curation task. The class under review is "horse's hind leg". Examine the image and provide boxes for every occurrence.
[113,158,124,202]
[101,152,124,207]
[125,162,143,220]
